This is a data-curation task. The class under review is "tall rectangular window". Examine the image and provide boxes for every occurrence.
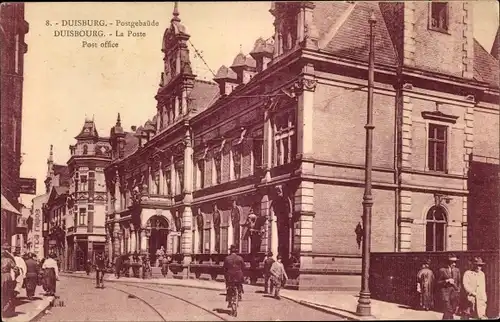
[198,160,205,189]
[428,124,447,172]
[79,208,87,226]
[214,154,222,185]
[273,110,296,166]
[203,228,211,254]
[430,2,449,32]
[232,145,242,180]
[88,172,95,195]
[220,226,228,254]
[80,175,88,192]
[253,139,263,174]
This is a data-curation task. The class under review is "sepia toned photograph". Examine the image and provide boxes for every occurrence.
[1,1,499,321]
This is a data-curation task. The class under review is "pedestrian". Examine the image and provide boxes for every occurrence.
[1,243,18,318]
[13,248,27,297]
[85,258,92,276]
[42,253,59,296]
[437,254,461,320]
[94,253,106,288]
[462,257,487,320]
[115,254,122,279]
[24,252,40,300]
[161,255,171,278]
[416,259,435,311]
[269,255,288,300]
[263,252,275,294]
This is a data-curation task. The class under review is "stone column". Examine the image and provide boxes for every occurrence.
[227,222,233,254]
[181,130,193,263]
[262,109,273,181]
[167,232,173,254]
[260,194,271,254]
[140,230,147,254]
[130,225,136,253]
[210,221,216,253]
[159,162,164,195]
[270,207,278,260]
[172,234,178,254]
[193,220,200,254]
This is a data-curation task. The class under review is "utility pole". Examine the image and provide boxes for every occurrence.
[356,10,376,317]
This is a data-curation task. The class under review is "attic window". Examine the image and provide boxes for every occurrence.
[430,2,449,33]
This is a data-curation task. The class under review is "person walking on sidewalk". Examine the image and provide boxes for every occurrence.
[269,255,288,300]
[161,255,171,278]
[416,258,435,311]
[462,257,487,320]
[24,252,40,300]
[263,252,275,294]
[437,254,461,320]
[95,253,106,288]
[2,243,19,318]
[42,253,59,296]
[115,254,123,279]
[13,248,27,297]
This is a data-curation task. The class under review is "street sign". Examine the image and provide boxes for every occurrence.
[19,177,37,195]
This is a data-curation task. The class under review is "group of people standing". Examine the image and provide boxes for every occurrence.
[1,243,59,318]
[416,255,488,320]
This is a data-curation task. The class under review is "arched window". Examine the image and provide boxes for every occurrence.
[83,144,88,155]
[426,206,447,251]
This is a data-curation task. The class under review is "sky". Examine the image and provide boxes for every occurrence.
[19,1,499,205]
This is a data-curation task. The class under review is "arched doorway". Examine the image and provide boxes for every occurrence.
[271,186,293,261]
[147,215,170,264]
[425,206,447,251]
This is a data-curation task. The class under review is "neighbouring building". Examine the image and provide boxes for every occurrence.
[104,2,499,290]
[65,118,112,271]
[0,2,30,249]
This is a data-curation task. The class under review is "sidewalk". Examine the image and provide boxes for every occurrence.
[2,294,55,322]
[62,271,446,320]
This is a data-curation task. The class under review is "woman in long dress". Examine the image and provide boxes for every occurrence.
[417,259,435,311]
[42,253,59,296]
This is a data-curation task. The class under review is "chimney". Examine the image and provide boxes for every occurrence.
[230,53,256,85]
[213,65,239,96]
[250,37,274,73]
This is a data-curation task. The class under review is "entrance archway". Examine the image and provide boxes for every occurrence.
[147,215,170,265]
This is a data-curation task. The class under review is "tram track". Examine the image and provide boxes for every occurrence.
[108,283,227,321]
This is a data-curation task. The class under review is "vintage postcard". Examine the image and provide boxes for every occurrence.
[1,1,499,321]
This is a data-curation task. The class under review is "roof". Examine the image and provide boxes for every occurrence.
[214,65,237,81]
[250,37,274,57]
[318,1,398,66]
[230,53,256,69]
[491,27,499,59]
[187,79,220,112]
[473,39,500,87]
[123,132,139,159]
[75,118,99,140]
[53,164,70,187]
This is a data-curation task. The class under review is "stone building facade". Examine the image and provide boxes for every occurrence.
[65,118,112,271]
[0,2,29,247]
[104,2,499,289]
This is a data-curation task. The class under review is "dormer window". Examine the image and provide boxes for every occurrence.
[83,144,88,155]
[430,2,449,33]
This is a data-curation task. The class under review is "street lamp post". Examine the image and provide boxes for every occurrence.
[356,11,376,317]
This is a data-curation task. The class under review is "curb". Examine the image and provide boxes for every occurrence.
[30,297,55,322]
[280,295,363,321]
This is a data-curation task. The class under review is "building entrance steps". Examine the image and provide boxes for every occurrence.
[61,271,458,320]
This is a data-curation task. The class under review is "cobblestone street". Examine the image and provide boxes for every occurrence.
[36,276,343,321]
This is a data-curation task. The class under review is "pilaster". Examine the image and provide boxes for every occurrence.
[260,193,271,253]
[463,104,474,183]
[462,2,474,79]
[402,84,413,169]
[403,2,416,67]
[262,109,273,182]
[181,206,193,257]
[293,181,314,253]
[399,190,413,251]
[295,68,317,165]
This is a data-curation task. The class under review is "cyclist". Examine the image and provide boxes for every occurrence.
[223,245,245,308]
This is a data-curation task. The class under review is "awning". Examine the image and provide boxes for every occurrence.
[1,194,21,215]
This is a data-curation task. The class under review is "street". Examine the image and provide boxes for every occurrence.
[36,276,344,321]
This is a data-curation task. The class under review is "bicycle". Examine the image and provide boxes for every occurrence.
[227,284,239,317]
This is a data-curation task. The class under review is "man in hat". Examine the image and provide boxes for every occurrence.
[416,259,435,311]
[24,252,40,300]
[437,254,461,320]
[269,254,288,300]
[263,252,275,294]
[1,243,18,317]
[94,252,106,288]
[462,257,487,319]
[223,245,245,307]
